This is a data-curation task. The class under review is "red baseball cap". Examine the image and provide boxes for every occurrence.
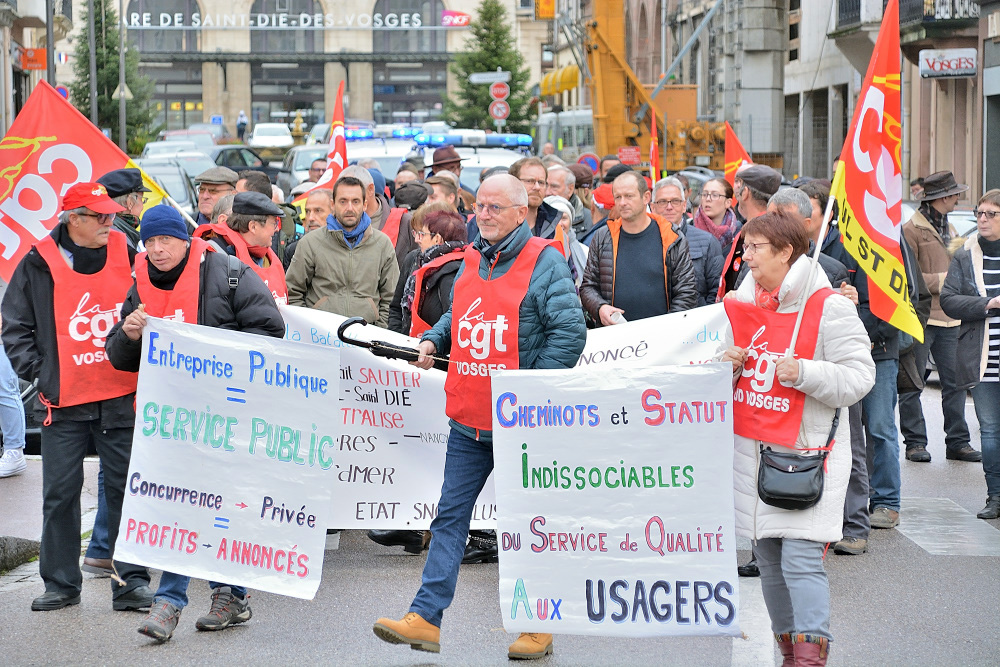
[592,183,615,210]
[62,182,125,214]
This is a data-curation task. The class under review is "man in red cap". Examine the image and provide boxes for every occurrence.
[1,182,153,612]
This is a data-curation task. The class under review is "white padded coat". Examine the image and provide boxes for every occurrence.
[723,255,876,543]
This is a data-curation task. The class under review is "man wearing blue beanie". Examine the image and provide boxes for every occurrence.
[105,203,284,643]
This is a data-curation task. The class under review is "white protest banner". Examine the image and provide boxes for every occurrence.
[576,303,726,368]
[279,305,496,529]
[492,364,740,637]
[115,318,338,600]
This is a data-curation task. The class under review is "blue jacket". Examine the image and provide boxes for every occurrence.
[423,221,587,441]
[678,219,725,306]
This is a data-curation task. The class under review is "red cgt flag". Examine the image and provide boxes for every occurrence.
[291,80,347,217]
[830,0,921,341]
[0,80,167,282]
[649,111,660,181]
[724,121,752,189]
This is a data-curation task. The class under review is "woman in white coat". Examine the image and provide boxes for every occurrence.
[721,212,874,666]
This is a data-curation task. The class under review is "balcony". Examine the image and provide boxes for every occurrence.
[838,0,980,31]
[838,0,862,29]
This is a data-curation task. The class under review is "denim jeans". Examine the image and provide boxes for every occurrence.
[898,325,971,453]
[755,538,831,640]
[970,382,1000,497]
[863,359,901,511]
[842,401,870,539]
[85,464,111,560]
[0,343,25,452]
[155,572,246,609]
[410,427,494,627]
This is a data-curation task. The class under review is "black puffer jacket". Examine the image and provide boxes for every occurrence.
[677,219,725,306]
[387,247,462,336]
[1,226,137,426]
[105,249,285,373]
[580,214,698,323]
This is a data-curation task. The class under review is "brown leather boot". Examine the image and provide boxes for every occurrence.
[507,632,553,660]
[775,633,794,667]
[792,634,829,666]
[372,612,440,653]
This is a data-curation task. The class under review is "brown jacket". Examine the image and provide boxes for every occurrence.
[902,209,958,326]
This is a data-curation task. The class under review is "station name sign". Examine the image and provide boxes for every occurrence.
[919,48,977,78]
[126,12,426,30]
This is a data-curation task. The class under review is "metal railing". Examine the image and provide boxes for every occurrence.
[837,0,862,28]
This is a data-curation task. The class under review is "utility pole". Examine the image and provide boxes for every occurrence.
[118,0,126,150]
[45,0,55,84]
[89,0,98,123]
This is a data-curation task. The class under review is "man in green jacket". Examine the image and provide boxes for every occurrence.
[284,175,399,327]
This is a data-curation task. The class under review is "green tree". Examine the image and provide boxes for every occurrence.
[443,0,533,133]
[69,0,157,154]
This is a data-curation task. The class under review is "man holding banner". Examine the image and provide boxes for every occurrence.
[105,204,284,642]
[373,173,586,660]
[1,183,154,612]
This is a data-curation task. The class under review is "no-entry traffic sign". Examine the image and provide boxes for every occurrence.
[490,82,510,100]
[489,100,510,121]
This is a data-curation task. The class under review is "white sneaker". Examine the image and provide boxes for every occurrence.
[0,448,26,477]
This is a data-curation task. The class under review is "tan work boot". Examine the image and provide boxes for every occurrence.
[373,612,440,653]
[507,632,554,660]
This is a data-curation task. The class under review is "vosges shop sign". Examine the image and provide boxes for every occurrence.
[918,48,977,79]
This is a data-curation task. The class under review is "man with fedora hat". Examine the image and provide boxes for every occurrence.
[427,146,476,210]
[97,168,151,249]
[2,182,154,612]
[900,170,981,464]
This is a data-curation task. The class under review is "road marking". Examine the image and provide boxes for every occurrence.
[731,576,773,666]
[898,497,1000,556]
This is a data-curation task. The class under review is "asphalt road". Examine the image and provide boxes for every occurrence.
[1,386,998,666]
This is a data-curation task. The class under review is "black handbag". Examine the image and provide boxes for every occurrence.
[757,409,840,511]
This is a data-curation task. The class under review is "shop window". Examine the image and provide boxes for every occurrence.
[126,0,200,52]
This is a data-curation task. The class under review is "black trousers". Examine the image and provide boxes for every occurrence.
[39,419,149,598]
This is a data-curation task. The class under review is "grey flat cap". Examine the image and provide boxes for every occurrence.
[194,166,239,186]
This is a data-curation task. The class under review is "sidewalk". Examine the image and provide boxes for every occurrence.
[0,455,100,571]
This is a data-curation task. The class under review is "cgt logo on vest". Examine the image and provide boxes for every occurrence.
[457,297,509,361]
[69,292,122,354]
[737,325,791,412]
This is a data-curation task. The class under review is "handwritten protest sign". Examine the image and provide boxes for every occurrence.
[279,305,496,529]
[492,364,740,637]
[115,318,338,600]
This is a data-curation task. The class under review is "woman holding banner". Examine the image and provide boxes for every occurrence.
[720,212,874,666]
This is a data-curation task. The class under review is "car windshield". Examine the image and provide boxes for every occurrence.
[164,154,216,178]
[144,169,190,204]
[294,148,330,170]
[145,141,196,155]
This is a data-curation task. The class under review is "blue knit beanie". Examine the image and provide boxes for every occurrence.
[139,204,190,243]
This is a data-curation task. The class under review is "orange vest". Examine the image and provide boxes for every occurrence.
[381,207,406,248]
[34,232,137,408]
[134,237,212,322]
[444,238,553,431]
[194,223,287,304]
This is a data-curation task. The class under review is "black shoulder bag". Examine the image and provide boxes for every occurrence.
[757,408,840,511]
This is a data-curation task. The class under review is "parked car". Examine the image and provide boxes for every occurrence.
[305,123,329,145]
[141,140,198,159]
[453,147,525,193]
[207,145,289,184]
[344,138,420,182]
[145,151,217,181]
[278,144,330,194]
[900,201,977,237]
[134,158,198,221]
[247,123,294,160]
[160,130,216,153]
[188,122,233,143]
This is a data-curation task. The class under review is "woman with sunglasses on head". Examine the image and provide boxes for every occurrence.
[941,190,1000,520]
[695,177,741,259]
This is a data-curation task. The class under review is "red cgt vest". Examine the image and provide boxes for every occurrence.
[194,223,287,304]
[724,288,834,448]
[34,231,137,408]
[381,208,405,248]
[409,248,466,338]
[444,238,553,431]
[134,237,212,322]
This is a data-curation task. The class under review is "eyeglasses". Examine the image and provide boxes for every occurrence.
[519,178,548,188]
[309,167,325,173]
[76,212,114,224]
[413,229,434,240]
[975,209,1000,220]
[129,193,149,205]
[199,186,235,196]
[701,192,728,201]
[652,198,685,209]
[473,202,520,216]
[742,241,771,256]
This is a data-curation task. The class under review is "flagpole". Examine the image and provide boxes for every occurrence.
[163,194,198,228]
[785,182,839,359]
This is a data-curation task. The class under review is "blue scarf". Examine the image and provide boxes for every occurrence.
[327,212,371,249]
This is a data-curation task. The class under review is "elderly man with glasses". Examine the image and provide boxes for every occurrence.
[193,166,239,226]
[1,182,154,612]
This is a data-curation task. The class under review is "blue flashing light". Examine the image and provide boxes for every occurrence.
[392,127,420,138]
[345,128,374,140]
[484,134,534,148]
[413,132,534,149]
